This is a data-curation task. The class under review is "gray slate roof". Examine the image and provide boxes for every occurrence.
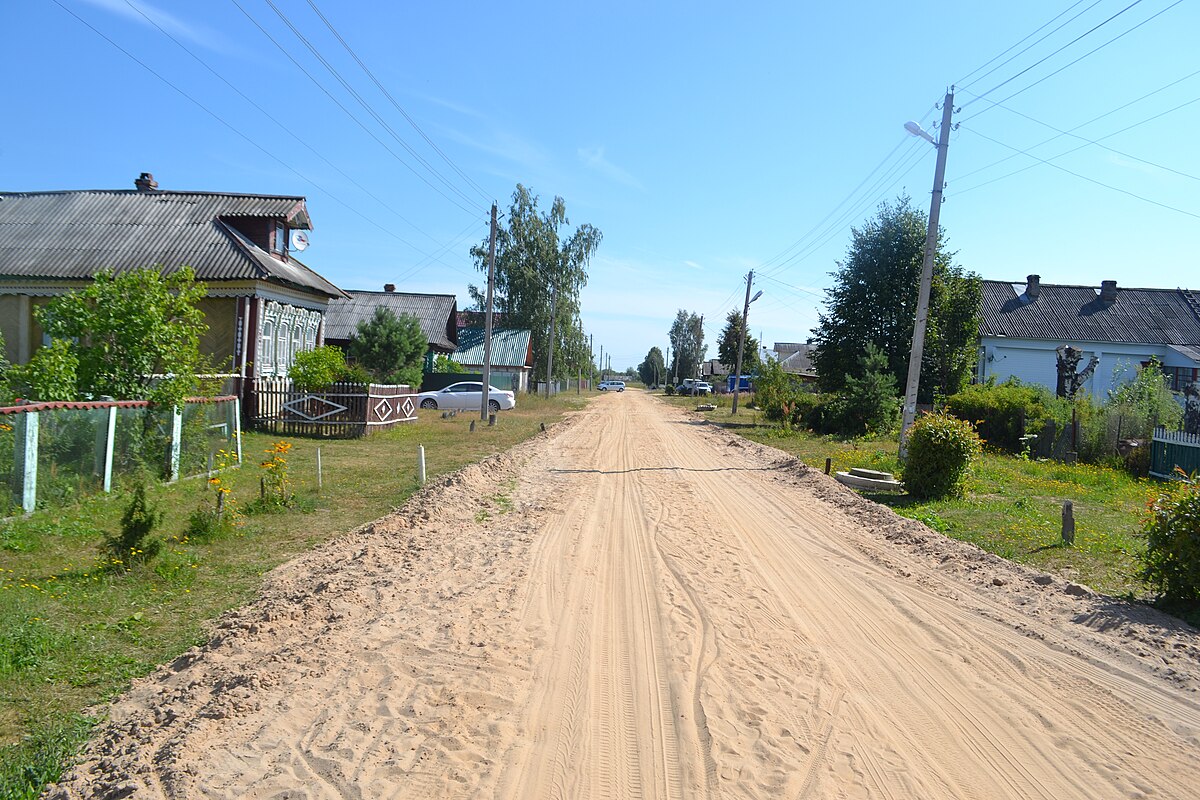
[0,190,344,298]
[980,280,1200,346]
[451,328,532,369]
[325,291,458,352]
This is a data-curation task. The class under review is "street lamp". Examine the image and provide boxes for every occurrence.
[730,273,762,415]
[898,89,955,459]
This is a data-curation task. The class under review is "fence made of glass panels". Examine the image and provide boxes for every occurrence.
[1,396,240,516]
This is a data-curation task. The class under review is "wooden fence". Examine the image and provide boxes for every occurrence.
[1150,427,1200,479]
[250,378,418,438]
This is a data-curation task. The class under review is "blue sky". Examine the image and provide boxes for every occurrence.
[4,1,1198,371]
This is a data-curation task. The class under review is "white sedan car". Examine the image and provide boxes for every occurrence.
[416,381,516,412]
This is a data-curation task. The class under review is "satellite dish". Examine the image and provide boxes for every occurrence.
[291,230,310,251]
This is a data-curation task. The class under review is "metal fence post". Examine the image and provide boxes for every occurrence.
[169,405,182,482]
[233,398,243,464]
[17,411,39,512]
[103,405,117,493]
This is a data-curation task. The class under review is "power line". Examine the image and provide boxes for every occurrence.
[53,0,481,279]
[961,0,1185,120]
[261,0,485,213]
[118,0,447,249]
[958,91,1200,184]
[954,68,1200,184]
[303,0,493,205]
[953,91,1200,194]
[956,0,1104,89]
[229,0,483,220]
[957,124,1200,220]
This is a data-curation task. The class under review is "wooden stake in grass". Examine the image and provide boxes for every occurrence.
[1062,500,1076,546]
[418,445,426,485]
[316,446,323,491]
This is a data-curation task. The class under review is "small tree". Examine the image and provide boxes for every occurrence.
[717,310,759,376]
[903,411,982,499]
[432,354,465,374]
[1107,357,1183,437]
[289,346,348,392]
[347,308,427,387]
[103,483,163,567]
[11,267,208,405]
[823,344,900,435]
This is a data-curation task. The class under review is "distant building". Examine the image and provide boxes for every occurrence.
[978,275,1200,396]
[324,287,458,367]
[451,328,533,392]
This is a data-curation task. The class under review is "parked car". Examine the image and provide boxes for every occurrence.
[416,382,516,412]
[598,380,626,392]
[676,379,713,396]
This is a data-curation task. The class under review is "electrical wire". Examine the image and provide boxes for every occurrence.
[52,0,482,279]
[229,0,483,220]
[961,0,1185,120]
[119,0,449,249]
[303,0,493,205]
[260,0,486,214]
[956,0,1104,90]
[958,90,1200,184]
[953,68,1200,184]
[956,124,1200,220]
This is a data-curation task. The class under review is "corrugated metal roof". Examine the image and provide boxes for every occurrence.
[980,280,1200,346]
[324,291,458,351]
[0,189,343,298]
[451,327,532,368]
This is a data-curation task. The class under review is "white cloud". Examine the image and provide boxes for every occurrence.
[80,0,233,53]
[577,146,644,191]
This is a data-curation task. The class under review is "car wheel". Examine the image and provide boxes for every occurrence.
[488,399,500,413]
[420,398,437,409]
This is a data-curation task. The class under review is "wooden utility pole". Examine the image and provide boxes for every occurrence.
[599,344,604,381]
[899,88,955,458]
[480,203,498,421]
[545,282,558,398]
[731,271,754,415]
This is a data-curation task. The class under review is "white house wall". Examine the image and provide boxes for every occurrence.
[979,337,1192,399]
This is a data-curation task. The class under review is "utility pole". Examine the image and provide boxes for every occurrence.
[589,334,594,390]
[480,203,498,421]
[545,282,558,398]
[599,344,604,381]
[731,270,754,415]
[899,88,955,458]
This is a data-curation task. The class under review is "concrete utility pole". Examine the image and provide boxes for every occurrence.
[899,88,955,459]
[599,344,604,381]
[731,270,754,415]
[545,282,558,398]
[480,203,498,421]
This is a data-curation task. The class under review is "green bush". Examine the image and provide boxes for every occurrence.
[902,411,982,499]
[818,344,899,436]
[663,383,676,396]
[1141,474,1200,602]
[289,346,348,392]
[945,379,1066,453]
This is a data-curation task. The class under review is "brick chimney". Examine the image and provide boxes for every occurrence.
[383,283,396,292]
[134,172,158,191]
[1025,274,1041,299]
[1100,280,1117,303]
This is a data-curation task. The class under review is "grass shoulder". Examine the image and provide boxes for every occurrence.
[0,391,587,798]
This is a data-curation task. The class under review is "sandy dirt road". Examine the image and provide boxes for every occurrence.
[51,390,1200,799]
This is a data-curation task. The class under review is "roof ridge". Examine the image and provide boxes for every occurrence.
[0,189,306,201]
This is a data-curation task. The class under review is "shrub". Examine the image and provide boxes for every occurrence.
[903,411,982,499]
[289,346,348,392]
[103,484,162,567]
[1141,473,1200,602]
[663,383,676,396]
[945,379,1066,453]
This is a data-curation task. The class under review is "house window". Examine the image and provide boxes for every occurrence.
[1163,365,1199,392]
[271,222,286,255]
[277,323,291,372]
[260,320,275,376]
[291,324,303,362]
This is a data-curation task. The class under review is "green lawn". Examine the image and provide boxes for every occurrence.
[0,392,589,799]
[716,418,1157,598]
